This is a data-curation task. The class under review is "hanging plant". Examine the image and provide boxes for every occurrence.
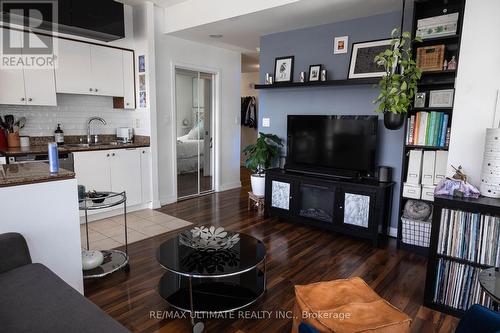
[373,28,423,129]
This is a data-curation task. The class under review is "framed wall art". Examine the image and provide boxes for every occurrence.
[274,56,294,83]
[348,39,391,79]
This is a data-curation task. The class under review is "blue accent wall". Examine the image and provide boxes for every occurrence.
[259,10,414,230]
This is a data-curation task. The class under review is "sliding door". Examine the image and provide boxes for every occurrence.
[175,68,214,199]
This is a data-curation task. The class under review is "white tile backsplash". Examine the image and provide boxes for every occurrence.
[0,94,139,137]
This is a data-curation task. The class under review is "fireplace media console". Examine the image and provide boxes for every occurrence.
[264,168,394,247]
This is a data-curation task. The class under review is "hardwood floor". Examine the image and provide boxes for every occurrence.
[84,168,459,333]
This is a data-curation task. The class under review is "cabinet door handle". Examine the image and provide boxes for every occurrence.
[89,88,93,92]
[112,153,115,156]
[95,88,98,92]
[28,98,32,102]
[21,97,25,101]
[106,153,110,157]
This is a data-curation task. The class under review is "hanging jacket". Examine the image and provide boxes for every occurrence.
[241,96,257,128]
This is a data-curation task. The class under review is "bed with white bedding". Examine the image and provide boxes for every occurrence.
[177,134,204,174]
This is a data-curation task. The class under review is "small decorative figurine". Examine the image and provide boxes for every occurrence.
[299,71,306,83]
[434,165,480,198]
[443,59,448,70]
[321,69,327,81]
[447,56,457,70]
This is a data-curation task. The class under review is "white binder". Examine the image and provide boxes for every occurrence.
[434,151,449,185]
[407,150,423,184]
[422,150,436,185]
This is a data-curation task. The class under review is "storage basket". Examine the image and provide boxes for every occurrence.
[401,217,431,247]
[416,45,445,72]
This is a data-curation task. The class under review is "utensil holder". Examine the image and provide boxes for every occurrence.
[0,130,7,150]
[7,132,20,148]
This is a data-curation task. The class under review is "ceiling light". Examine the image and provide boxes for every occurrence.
[209,34,223,39]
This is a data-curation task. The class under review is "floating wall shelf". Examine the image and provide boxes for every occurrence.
[254,78,379,90]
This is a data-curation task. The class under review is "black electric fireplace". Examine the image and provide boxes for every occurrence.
[299,183,335,223]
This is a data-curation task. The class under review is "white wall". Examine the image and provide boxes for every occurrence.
[0,179,83,293]
[241,72,259,165]
[447,0,500,187]
[154,6,241,204]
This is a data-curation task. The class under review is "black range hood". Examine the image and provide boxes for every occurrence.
[2,0,125,42]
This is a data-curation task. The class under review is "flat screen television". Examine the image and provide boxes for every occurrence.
[285,115,378,177]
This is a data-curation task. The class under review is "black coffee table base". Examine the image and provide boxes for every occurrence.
[158,267,266,313]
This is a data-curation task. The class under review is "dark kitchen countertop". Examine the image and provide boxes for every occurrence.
[0,162,75,187]
[0,141,150,157]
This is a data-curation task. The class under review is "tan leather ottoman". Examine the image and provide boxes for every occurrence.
[292,277,411,333]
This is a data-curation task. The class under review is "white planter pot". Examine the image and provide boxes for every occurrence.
[251,174,266,197]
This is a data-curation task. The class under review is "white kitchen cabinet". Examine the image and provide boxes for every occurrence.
[109,149,142,206]
[140,147,152,203]
[122,50,135,109]
[0,30,56,106]
[73,148,146,207]
[0,30,25,105]
[90,45,124,97]
[55,39,92,95]
[23,33,56,106]
[73,150,112,192]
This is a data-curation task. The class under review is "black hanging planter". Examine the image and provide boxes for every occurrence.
[383,111,406,130]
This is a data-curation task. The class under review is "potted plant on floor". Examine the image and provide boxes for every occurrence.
[373,28,422,130]
[243,132,283,197]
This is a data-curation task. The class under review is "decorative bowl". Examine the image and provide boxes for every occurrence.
[179,226,240,251]
[82,250,104,270]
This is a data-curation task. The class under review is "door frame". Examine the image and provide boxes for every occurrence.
[170,62,221,201]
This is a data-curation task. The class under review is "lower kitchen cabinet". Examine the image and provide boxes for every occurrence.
[73,148,150,207]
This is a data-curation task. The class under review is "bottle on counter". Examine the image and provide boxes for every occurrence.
[54,123,64,145]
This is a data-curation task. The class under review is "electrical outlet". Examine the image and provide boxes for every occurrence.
[262,117,270,128]
[135,119,141,128]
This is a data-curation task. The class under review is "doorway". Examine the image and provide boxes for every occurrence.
[175,68,215,199]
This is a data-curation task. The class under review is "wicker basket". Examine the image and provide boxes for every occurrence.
[401,217,432,247]
[416,45,445,72]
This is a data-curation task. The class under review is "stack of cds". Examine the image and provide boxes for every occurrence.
[480,128,500,198]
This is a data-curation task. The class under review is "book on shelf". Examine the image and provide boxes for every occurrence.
[406,111,449,147]
[437,208,500,266]
[434,258,493,310]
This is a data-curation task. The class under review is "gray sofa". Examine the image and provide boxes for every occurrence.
[0,233,130,333]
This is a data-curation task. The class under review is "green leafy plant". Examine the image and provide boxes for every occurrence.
[373,29,423,114]
[243,132,283,175]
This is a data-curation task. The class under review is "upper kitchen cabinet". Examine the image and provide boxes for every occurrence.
[122,50,135,109]
[90,45,123,97]
[55,38,92,94]
[55,39,131,99]
[0,30,57,106]
[22,33,57,106]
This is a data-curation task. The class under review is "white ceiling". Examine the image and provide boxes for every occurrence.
[167,0,403,53]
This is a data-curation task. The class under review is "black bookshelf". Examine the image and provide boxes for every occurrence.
[397,0,466,254]
[424,195,500,317]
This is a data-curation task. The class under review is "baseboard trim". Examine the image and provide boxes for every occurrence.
[218,181,241,192]
[160,195,177,206]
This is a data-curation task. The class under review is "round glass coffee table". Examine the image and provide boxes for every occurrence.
[479,267,500,311]
[156,230,266,331]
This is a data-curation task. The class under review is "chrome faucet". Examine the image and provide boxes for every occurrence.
[87,117,107,144]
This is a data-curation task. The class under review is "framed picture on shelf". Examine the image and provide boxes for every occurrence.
[348,39,391,79]
[308,64,322,82]
[274,56,294,83]
[414,92,426,108]
[429,89,454,107]
[333,36,348,54]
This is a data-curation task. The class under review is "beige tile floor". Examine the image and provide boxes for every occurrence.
[80,209,192,250]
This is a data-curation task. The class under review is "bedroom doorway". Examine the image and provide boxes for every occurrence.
[175,68,215,199]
